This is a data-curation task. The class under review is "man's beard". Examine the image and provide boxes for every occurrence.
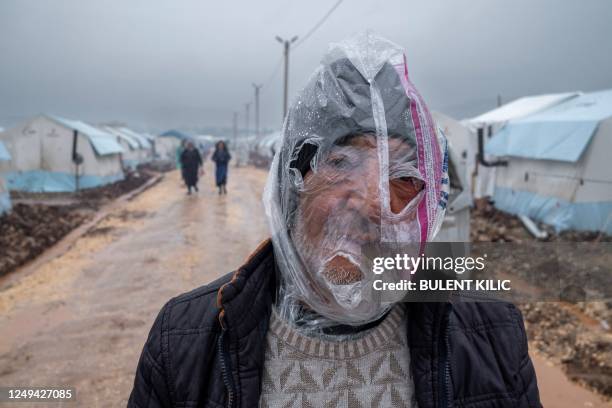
[290,211,388,324]
[286,203,425,326]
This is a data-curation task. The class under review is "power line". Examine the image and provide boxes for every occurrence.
[258,0,344,96]
[237,0,345,128]
[294,0,344,49]
[261,56,284,92]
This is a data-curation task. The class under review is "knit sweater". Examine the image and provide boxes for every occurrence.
[259,305,417,408]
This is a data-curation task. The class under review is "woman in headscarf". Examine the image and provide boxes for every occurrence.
[179,140,203,194]
[212,140,231,195]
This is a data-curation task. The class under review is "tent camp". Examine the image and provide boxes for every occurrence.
[249,131,281,168]
[486,89,612,234]
[101,126,142,170]
[0,140,11,215]
[431,112,473,242]
[433,111,474,192]
[101,126,153,169]
[155,136,181,162]
[118,127,153,161]
[0,115,124,192]
[467,92,580,198]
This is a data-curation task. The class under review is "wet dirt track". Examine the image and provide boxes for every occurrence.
[0,164,609,407]
[0,164,270,407]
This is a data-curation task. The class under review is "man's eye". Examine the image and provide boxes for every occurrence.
[327,156,348,167]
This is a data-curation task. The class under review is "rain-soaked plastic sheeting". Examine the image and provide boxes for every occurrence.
[263,32,449,332]
[494,187,612,234]
[48,115,125,156]
[5,170,124,193]
[118,127,152,150]
[486,89,612,162]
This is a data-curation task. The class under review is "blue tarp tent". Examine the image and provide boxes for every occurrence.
[485,89,612,233]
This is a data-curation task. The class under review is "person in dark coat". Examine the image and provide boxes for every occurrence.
[179,141,203,195]
[129,33,541,408]
[211,141,231,195]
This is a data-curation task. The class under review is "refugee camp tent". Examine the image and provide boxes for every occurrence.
[118,127,153,161]
[249,131,281,168]
[0,140,11,215]
[467,92,580,198]
[160,129,191,140]
[486,89,612,234]
[155,135,181,162]
[157,129,190,163]
[433,111,475,192]
[100,126,142,170]
[430,112,473,243]
[0,115,124,192]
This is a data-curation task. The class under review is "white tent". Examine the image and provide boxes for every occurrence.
[433,111,475,194]
[467,92,580,198]
[117,127,153,162]
[428,113,472,242]
[0,140,11,214]
[155,135,181,162]
[100,126,143,170]
[0,115,124,192]
[486,89,612,234]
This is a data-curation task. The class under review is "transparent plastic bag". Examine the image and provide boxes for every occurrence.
[263,32,449,333]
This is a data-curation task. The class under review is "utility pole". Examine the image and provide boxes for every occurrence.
[252,83,262,138]
[497,94,502,107]
[245,102,251,138]
[276,35,298,121]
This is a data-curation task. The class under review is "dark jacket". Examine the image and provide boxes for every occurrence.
[212,149,231,165]
[180,148,202,186]
[128,240,541,408]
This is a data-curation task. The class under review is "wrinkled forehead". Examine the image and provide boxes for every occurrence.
[326,133,417,161]
[291,133,417,177]
[335,133,414,149]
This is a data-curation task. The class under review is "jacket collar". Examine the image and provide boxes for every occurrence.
[216,239,276,338]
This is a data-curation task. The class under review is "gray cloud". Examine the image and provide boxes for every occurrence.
[1,0,611,132]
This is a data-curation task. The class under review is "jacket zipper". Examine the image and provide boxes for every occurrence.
[217,328,236,408]
[437,304,452,408]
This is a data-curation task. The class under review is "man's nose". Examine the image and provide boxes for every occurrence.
[345,157,382,222]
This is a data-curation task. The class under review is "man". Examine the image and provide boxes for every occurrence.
[179,141,203,195]
[129,33,541,407]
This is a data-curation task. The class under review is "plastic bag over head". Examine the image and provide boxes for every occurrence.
[263,32,449,332]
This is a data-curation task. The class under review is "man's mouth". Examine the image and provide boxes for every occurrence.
[322,254,363,285]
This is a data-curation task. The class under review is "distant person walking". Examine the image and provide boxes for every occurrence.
[180,141,203,195]
[176,139,188,186]
[211,141,231,195]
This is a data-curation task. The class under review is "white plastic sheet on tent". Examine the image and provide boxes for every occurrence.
[467,92,581,198]
[486,89,612,233]
[50,115,124,156]
[101,126,143,170]
[0,115,124,192]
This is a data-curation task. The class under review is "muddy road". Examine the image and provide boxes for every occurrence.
[0,164,269,407]
[0,164,609,407]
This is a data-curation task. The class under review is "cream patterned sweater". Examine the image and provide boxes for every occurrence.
[259,305,417,408]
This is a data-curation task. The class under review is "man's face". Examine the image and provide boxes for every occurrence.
[292,134,424,311]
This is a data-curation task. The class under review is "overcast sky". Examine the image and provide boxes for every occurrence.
[1,0,611,132]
